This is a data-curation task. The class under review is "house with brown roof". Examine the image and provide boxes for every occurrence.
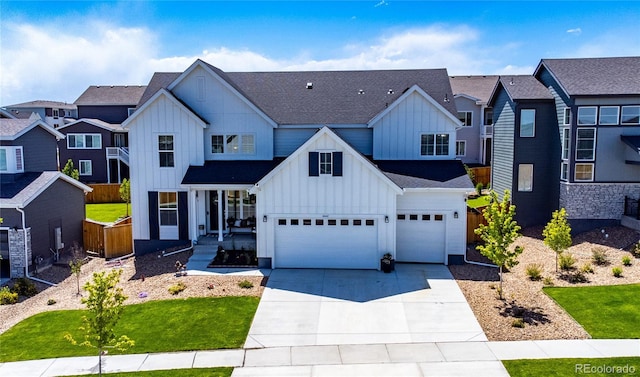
[75,85,146,123]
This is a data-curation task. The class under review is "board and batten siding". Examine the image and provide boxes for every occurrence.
[490,90,515,198]
[274,127,373,157]
[372,91,457,160]
[255,132,397,262]
[396,191,467,257]
[128,94,205,240]
[171,65,274,161]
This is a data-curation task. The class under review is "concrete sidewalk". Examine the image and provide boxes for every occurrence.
[1,339,638,377]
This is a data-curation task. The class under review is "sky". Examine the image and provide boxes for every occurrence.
[1,1,639,106]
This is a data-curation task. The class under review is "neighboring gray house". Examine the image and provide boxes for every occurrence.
[489,57,640,231]
[449,75,499,166]
[0,119,91,279]
[2,100,77,128]
[75,85,146,123]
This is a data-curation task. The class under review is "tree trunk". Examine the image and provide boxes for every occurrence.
[499,265,504,300]
[98,348,103,377]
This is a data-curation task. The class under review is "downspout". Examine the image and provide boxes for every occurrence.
[16,207,57,286]
[463,249,498,269]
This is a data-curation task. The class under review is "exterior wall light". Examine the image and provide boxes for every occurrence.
[263,215,268,222]
[385,215,389,223]
[454,211,459,219]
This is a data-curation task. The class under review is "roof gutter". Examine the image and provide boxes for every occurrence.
[15,207,57,286]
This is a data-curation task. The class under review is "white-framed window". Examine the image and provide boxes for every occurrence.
[159,192,178,226]
[457,111,472,127]
[561,162,569,181]
[68,134,102,149]
[563,108,571,125]
[599,106,619,125]
[484,108,493,125]
[0,146,24,173]
[520,109,535,137]
[518,164,533,192]
[53,109,59,118]
[212,134,255,154]
[113,133,126,147]
[575,128,596,161]
[420,134,449,156]
[621,105,640,125]
[575,163,594,182]
[79,160,92,176]
[577,106,597,125]
[158,135,174,168]
[456,140,466,156]
[561,128,570,160]
[320,152,332,175]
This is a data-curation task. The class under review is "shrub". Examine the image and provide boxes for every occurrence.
[580,263,594,274]
[512,318,525,328]
[543,276,554,286]
[632,242,640,257]
[592,248,608,265]
[168,281,187,295]
[475,182,483,196]
[47,299,57,305]
[622,255,632,266]
[559,253,576,271]
[0,286,18,305]
[238,280,254,289]
[567,271,588,284]
[12,277,38,297]
[525,263,543,281]
[612,266,623,278]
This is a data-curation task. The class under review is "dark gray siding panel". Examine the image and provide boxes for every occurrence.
[5,126,59,172]
[274,128,317,156]
[491,90,515,198]
[24,179,86,267]
[77,105,131,123]
[596,128,640,182]
[0,208,22,229]
[58,122,112,183]
[537,68,572,126]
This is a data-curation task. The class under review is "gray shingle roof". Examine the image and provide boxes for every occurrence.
[59,118,124,132]
[0,119,34,137]
[497,76,554,101]
[0,172,91,207]
[137,64,457,125]
[75,85,147,106]
[538,57,640,96]
[3,100,77,110]
[449,75,500,103]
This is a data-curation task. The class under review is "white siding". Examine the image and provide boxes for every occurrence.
[255,132,397,263]
[172,65,274,160]
[396,191,467,261]
[372,91,459,160]
[128,94,205,240]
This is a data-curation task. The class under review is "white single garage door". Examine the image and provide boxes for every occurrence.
[275,217,378,269]
[396,213,446,263]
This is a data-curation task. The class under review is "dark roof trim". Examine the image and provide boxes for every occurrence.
[181,160,284,185]
[621,135,640,154]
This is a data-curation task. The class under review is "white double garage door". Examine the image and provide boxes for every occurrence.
[274,212,446,269]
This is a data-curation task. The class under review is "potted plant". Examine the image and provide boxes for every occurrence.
[381,253,395,273]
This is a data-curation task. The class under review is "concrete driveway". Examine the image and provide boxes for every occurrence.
[245,264,486,348]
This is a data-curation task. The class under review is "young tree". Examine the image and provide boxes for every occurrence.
[543,208,572,272]
[474,190,523,299]
[62,159,79,180]
[69,259,83,296]
[119,178,131,216]
[65,269,134,376]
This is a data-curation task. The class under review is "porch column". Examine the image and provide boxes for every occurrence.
[217,189,224,241]
[106,154,111,184]
[189,189,198,242]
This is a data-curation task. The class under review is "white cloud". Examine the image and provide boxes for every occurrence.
[566,28,582,35]
[569,29,640,58]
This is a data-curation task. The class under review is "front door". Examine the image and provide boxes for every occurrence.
[209,191,225,232]
[0,230,9,279]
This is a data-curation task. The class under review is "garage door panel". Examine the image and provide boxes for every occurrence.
[275,218,378,269]
[396,213,445,263]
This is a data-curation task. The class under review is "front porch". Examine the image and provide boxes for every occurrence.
[188,233,258,270]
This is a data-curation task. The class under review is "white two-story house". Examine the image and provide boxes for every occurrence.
[123,60,473,269]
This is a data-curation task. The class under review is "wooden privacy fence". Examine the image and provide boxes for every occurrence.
[86,183,124,204]
[467,207,488,243]
[470,166,491,187]
[83,217,132,259]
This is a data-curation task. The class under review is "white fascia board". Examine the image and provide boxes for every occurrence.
[6,120,66,141]
[58,118,125,133]
[180,184,253,191]
[121,89,207,129]
[278,123,368,129]
[368,85,461,128]
[403,187,471,193]
[167,59,277,128]
[454,93,482,103]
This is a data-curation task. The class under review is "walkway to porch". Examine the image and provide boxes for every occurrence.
[186,233,258,272]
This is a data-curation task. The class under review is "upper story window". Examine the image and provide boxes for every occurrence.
[457,112,472,127]
[621,106,640,125]
[420,134,449,156]
[158,135,174,168]
[456,141,466,156]
[563,108,571,126]
[53,109,59,118]
[519,109,535,137]
[113,133,127,147]
[599,106,619,125]
[68,134,102,149]
[309,151,343,177]
[211,134,255,154]
[320,152,332,175]
[484,109,493,125]
[577,107,597,125]
[0,146,24,173]
[561,128,570,160]
[575,128,596,161]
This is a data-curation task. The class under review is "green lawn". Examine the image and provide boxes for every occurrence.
[543,284,640,338]
[86,203,130,223]
[467,195,491,209]
[0,297,259,362]
[70,368,233,377]
[503,357,640,377]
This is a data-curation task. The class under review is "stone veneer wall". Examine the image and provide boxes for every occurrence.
[560,183,640,220]
[8,228,32,278]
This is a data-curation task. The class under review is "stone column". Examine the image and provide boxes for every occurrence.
[8,228,31,278]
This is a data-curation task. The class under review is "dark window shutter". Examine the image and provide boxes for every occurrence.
[332,152,343,177]
[178,191,189,240]
[148,191,159,239]
[309,152,319,176]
